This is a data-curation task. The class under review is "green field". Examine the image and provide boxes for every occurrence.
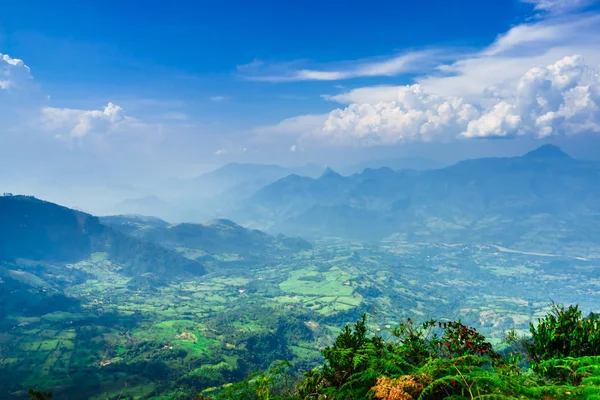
[1,239,598,399]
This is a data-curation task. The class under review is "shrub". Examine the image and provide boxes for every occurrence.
[528,302,600,365]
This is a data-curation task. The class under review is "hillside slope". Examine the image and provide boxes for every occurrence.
[0,195,206,277]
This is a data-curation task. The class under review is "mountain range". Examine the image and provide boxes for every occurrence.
[236,145,600,258]
[339,156,446,175]
[109,158,445,222]
[110,163,326,222]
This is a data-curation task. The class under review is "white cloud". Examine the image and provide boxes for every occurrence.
[0,53,32,90]
[521,0,597,14]
[238,49,452,82]
[320,85,479,145]
[42,102,127,140]
[0,53,42,124]
[484,14,600,57]
[463,102,522,138]
[463,54,600,138]
[0,52,166,151]
[323,14,600,105]
[252,114,328,137]
[0,52,233,201]
[323,85,406,104]
[316,55,600,144]
[422,14,600,99]
[290,144,297,152]
[210,95,230,102]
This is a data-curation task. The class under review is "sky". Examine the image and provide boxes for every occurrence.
[1,0,600,209]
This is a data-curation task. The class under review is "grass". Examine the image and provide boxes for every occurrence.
[38,340,60,351]
[176,335,219,356]
[278,267,355,296]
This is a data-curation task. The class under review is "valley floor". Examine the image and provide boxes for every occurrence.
[1,240,598,399]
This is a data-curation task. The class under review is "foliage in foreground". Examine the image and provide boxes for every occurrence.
[215,303,600,400]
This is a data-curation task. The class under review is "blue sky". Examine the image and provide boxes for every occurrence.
[0,0,529,122]
[1,0,600,209]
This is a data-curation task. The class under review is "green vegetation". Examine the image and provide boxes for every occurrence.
[222,303,600,399]
[2,194,600,399]
[527,303,600,364]
[3,237,600,399]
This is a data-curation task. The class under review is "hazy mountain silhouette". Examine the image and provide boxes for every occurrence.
[238,145,600,257]
[101,214,311,257]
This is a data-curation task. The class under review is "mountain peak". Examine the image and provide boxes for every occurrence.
[524,144,572,160]
[320,167,343,179]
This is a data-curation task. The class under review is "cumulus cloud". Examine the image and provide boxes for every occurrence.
[42,102,127,140]
[320,85,479,145]
[316,55,600,144]
[0,53,43,124]
[0,51,231,207]
[463,102,522,138]
[464,54,600,138]
[0,52,165,150]
[0,53,33,90]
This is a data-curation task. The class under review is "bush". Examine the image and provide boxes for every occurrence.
[528,302,600,365]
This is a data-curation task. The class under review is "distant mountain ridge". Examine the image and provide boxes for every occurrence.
[176,162,325,199]
[116,162,326,223]
[237,145,600,257]
[341,156,446,175]
[0,195,206,277]
[100,214,312,258]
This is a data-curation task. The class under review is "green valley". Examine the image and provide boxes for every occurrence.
[2,221,598,398]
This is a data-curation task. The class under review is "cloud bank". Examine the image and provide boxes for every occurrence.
[316,55,600,145]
